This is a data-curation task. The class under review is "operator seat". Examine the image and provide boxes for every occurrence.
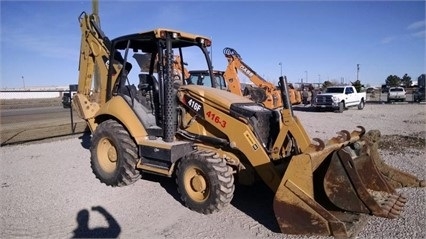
[139,74,159,93]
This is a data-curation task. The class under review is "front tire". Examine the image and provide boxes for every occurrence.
[176,150,235,214]
[336,102,344,113]
[90,119,141,187]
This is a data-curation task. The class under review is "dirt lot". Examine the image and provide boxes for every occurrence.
[0,101,425,239]
[0,98,86,145]
[0,97,63,110]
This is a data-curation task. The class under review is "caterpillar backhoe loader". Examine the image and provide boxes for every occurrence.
[73,5,424,237]
[223,47,302,108]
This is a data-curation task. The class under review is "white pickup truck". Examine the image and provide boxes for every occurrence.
[387,87,406,102]
[312,85,366,113]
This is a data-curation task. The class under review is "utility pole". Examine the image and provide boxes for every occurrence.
[305,70,308,83]
[22,76,25,89]
[318,74,321,88]
[210,36,213,67]
[357,64,360,82]
[279,62,282,76]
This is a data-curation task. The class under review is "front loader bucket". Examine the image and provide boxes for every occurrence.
[273,129,409,237]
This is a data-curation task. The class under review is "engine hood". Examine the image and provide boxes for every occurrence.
[317,93,340,96]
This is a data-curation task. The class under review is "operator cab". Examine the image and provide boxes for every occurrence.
[187,70,228,90]
[108,28,214,141]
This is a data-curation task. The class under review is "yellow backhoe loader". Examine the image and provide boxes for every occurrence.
[73,5,423,237]
[223,47,302,108]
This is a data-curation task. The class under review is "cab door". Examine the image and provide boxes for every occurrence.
[345,87,357,106]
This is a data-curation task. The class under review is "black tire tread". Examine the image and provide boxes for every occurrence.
[358,99,365,110]
[176,150,235,214]
[90,119,141,187]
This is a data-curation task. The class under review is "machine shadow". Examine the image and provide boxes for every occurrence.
[143,173,281,233]
[141,173,184,206]
[78,130,92,149]
[72,206,121,238]
[291,105,318,112]
[231,182,281,233]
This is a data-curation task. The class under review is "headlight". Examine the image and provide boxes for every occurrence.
[332,96,339,102]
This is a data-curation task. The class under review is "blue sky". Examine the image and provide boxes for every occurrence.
[1,0,425,89]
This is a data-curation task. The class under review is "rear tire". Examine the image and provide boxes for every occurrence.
[176,150,234,214]
[358,100,365,110]
[90,119,141,187]
[336,102,344,113]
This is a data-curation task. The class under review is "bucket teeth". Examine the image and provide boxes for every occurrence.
[383,196,397,206]
[337,130,351,142]
[391,204,403,211]
[388,212,398,219]
[312,138,325,151]
[272,127,416,237]
[378,193,406,218]
[398,194,408,203]
[390,207,402,215]
[394,200,405,207]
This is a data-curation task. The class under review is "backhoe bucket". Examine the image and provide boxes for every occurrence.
[273,128,409,237]
[360,130,425,188]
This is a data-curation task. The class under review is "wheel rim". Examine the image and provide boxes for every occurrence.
[97,137,117,173]
[183,166,209,202]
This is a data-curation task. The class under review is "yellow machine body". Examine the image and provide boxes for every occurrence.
[73,3,423,237]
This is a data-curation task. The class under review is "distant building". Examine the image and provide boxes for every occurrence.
[419,74,425,88]
[0,86,69,99]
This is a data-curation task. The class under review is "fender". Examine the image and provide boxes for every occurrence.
[95,96,149,143]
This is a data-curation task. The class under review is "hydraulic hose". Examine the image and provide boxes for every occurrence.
[223,47,242,59]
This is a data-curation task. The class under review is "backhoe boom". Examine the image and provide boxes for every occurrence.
[223,47,301,108]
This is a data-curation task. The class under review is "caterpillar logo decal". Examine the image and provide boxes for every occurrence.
[184,95,204,116]
[243,131,259,151]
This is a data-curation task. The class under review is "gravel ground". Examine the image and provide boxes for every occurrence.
[0,103,425,239]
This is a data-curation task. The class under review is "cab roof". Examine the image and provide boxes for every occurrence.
[111,28,211,52]
[189,70,225,75]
